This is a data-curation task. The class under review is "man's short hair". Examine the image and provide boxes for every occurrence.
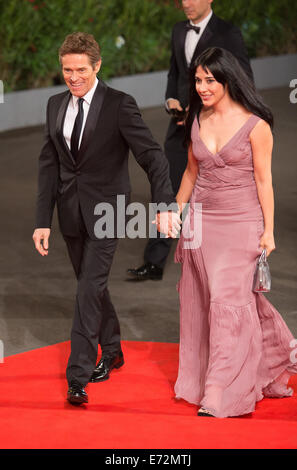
[59,32,101,69]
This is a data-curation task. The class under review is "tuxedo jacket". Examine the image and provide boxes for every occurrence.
[166,13,253,108]
[35,79,175,239]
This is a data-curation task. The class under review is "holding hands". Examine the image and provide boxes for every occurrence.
[152,211,182,238]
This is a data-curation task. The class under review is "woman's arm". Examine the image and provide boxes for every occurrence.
[250,119,276,256]
[153,142,198,237]
[176,142,199,214]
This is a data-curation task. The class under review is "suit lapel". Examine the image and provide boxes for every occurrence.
[55,91,74,164]
[190,13,218,67]
[177,21,188,71]
[77,79,107,162]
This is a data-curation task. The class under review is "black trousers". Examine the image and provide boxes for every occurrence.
[144,118,188,269]
[63,210,120,387]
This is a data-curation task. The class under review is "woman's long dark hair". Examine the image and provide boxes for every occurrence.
[184,47,274,147]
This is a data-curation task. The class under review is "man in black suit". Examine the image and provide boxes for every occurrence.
[127,0,253,281]
[32,32,180,405]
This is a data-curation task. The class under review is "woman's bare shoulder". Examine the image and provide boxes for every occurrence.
[250,118,272,138]
[250,118,273,149]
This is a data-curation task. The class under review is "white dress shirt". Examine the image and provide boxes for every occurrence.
[63,77,98,150]
[184,9,213,66]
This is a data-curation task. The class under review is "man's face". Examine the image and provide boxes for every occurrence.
[182,0,213,23]
[61,54,101,97]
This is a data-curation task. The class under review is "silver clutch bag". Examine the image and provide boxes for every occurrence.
[253,249,271,292]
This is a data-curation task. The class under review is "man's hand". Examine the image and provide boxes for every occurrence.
[167,100,188,126]
[168,98,183,112]
[152,211,182,238]
[32,228,51,256]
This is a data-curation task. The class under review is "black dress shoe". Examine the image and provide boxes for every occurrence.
[67,381,88,405]
[127,262,163,280]
[90,351,124,383]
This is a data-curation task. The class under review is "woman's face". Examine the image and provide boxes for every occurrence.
[195,65,226,107]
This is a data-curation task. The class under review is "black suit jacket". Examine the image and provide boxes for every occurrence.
[165,13,253,108]
[36,79,175,239]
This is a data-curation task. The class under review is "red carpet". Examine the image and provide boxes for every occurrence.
[0,340,297,449]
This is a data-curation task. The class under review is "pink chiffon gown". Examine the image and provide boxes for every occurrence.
[174,114,297,418]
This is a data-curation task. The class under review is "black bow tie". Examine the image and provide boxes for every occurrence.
[186,23,201,34]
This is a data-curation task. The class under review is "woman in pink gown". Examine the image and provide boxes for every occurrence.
[172,47,297,418]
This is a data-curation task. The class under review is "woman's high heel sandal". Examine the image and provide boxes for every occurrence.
[263,383,293,398]
[197,407,215,417]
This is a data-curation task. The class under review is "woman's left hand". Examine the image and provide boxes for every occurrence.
[259,231,276,257]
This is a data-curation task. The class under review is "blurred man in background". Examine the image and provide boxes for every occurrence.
[127,0,253,281]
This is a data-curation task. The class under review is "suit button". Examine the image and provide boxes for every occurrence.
[76,170,81,176]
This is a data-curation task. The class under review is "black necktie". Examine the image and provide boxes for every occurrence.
[186,23,201,34]
[71,97,84,159]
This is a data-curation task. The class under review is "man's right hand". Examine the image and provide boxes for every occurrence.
[167,98,183,112]
[167,99,186,126]
[32,228,51,256]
